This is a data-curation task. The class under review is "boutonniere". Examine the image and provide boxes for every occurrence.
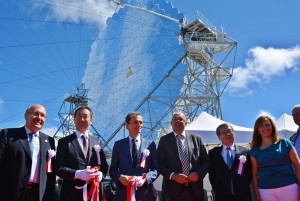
[138,149,150,168]
[47,149,56,173]
[94,145,101,165]
[236,155,247,175]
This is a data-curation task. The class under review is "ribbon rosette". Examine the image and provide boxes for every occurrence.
[138,149,150,168]
[94,145,101,165]
[46,149,56,173]
[236,155,247,175]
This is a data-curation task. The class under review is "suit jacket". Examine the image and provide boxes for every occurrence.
[157,132,209,201]
[55,132,108,201]
[0,127,56,201]
[109,136,159,201]
[208,145,252,201]
[290,130,299,144]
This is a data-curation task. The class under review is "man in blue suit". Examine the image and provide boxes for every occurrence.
[109,111,159,201]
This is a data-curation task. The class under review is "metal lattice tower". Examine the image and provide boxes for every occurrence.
[98,5,237,148]
[53,84,109,150]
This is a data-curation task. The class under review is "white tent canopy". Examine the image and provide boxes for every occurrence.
[276,113,298,138]
[186,111,253,144]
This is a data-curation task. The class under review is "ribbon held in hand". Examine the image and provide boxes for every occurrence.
[75,166,101,201]
[126,174,147,201]
[46,149,56,173]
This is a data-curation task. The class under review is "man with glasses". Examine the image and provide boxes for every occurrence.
[290,104,300,155]
[157,111,209,201]
[0,104,56,201]
[208,123,252,201]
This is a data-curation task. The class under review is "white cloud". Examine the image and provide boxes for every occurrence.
[32,0,117,28]
[228,45,300,95]
[256,110,276,122]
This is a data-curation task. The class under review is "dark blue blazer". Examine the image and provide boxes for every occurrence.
[208,145,252,201]
[109,136,159,201]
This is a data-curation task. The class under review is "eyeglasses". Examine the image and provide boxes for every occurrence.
[172,118,185,122]
[27,112,46,119]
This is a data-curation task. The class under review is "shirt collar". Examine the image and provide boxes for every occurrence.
[222,144,235,151]
[25,126,39,137]
[75,130,89,139]
[129,135,141,142]
[174,131,186,139]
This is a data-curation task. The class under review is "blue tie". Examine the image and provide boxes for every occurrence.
[28,133,36,157]
[226,147,233,169]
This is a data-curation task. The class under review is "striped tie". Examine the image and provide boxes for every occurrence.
[176,135,190,175]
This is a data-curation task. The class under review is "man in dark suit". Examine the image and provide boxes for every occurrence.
[290,104,300,155]
[0,104,56,201]
[109,111,159,201]
[209,123,252,201]
[55,106,108,201]
[157,111,209,201]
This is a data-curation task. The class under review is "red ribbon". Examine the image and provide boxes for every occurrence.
[46,158,52,173]
[87,177,100,201]
[126,174,147,201]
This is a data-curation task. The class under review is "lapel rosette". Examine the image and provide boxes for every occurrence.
[93,145,101,165]
[138,149,150,168]
[47,149,56,173]
[236,155,246,175]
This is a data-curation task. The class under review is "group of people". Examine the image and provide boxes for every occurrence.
[0,104,300,201]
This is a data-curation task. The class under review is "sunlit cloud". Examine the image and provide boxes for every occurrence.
[256,110,276,122]
[31,0,117,27]
[228,45,300,95]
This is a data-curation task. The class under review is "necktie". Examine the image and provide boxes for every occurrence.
[176,135,190,175]
[226,147,233,169]
[81,135,88,157]
[28,133,36,157]
[132,139,138,167]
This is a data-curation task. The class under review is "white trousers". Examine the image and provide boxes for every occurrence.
[259,183,298,201]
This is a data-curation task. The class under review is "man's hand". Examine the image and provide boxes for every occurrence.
[172,173,188,185]
[119,174,132,186]
[74,169,100,181]
[187,172,199,183]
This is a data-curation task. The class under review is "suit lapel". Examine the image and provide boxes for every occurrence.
[70,133,86,160]
[170,133,181,162]
[18,127,31,159]
[186,133,194,161]
[88,136,97,163]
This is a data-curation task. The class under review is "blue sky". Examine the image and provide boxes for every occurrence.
[0,0,299,136]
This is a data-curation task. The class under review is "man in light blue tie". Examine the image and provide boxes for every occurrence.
[208,123,252,201]
[290,104,300,155]
[0,104,56,201]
